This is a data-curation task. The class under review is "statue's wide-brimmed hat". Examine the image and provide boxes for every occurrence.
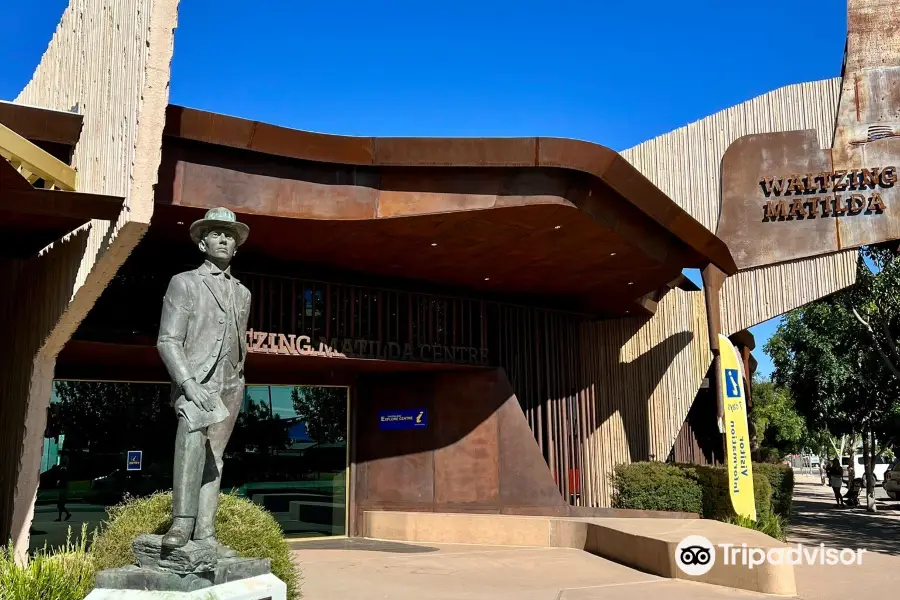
[189,207,249,246]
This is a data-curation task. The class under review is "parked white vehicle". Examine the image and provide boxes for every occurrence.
[841,455,890,483]
[884,460,900,499]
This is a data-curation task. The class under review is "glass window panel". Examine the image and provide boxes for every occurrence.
[31,381,348,554]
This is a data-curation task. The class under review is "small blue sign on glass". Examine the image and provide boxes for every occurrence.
[126,450,142,471]
[379,409,427,431]
[725,369,741,398]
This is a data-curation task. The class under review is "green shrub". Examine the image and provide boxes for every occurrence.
[753,473,774,520]
[756,448,782,464]
[680,464,731,519]
[675,463,772,521]
[753,463,794,518]
[92,492,300,600]
[0,525,96,600]
[613,461,781,533]
[724,512,788,542]
[611,462,702,514]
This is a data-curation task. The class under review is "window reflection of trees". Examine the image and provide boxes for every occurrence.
[40,381,348,544]
[291,386,346,444]
[49,382,347,494]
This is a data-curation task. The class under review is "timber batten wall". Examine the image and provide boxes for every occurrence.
[0,0,179,553]
[622,79,858,334]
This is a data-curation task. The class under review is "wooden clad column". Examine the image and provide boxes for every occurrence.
[701,264,726,434]
[701,264,728,467]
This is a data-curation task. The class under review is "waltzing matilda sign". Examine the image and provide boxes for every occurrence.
[716,1,900,271]
[245,329,490,366]
[760,167,893,221]
[718,128,900,271]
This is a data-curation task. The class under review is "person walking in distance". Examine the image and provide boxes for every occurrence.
[826,457,844,506]
[54,456,71,522]
[157,207,251,556]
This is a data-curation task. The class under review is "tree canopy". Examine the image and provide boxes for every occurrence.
[765,246,900,455]
[749,378,807,457]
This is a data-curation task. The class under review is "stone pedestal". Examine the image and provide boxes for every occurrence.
[132,534,217,574]
[90,534,273,593]
[85,573,286,600]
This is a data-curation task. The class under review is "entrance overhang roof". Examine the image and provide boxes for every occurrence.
[159,105,735,316]
[0,102,124,257]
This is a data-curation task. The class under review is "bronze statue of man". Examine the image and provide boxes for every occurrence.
[157,207,251,556]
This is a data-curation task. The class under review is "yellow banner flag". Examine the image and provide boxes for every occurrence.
[718,334,756,521]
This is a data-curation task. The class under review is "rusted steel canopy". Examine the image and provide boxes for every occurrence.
[164,105,736,276]
[0,100,83,147]
[0,158,123,257]
[0,103,122,258]
[157,106,737,316]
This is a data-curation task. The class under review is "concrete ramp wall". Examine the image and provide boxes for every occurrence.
[363,511,797,596]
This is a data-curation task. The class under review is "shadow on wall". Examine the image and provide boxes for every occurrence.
[596,330,695,464]
[0,228,90,547]
[353,328,695,513]
[355,369,568,512]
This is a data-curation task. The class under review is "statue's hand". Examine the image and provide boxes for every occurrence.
[183,379,214,411]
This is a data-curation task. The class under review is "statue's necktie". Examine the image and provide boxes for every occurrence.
[217,275,240,367]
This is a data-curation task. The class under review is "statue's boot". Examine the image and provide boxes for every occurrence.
[195,535,239,558]
[161,516,195,548]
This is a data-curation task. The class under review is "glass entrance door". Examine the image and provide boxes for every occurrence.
[237,385,349,538]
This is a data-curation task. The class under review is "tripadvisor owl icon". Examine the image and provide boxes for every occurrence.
[676,535,716,576]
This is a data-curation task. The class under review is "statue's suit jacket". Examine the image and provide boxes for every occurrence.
[157,262,252,394]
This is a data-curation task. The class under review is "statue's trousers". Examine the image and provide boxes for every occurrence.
[171,358,244,539]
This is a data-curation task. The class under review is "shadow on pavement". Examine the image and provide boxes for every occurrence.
[789,486,900,556]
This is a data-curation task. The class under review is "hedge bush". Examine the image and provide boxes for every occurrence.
[0,525,96,600]
[611,462,702,514]
[612,462,781,527]
[677,464,772,521]
[92,492,300,600]
[753,463,794,518]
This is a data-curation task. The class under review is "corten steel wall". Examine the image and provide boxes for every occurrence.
[622,79,858,335]
[353,369,568,528]
[0,0,178,553]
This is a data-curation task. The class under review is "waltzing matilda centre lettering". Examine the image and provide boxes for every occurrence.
[760,166,896,221]
[245,329,490,366]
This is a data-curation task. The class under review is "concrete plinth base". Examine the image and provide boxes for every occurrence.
[86,573,286,600]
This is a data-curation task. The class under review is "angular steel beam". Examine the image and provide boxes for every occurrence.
[0,121,76,191]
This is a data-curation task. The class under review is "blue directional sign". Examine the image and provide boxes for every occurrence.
[126,450,143,471]
[379,409,427,431]
[725,369,742,398]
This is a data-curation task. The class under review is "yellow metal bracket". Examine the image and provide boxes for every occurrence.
[0,121,76,191]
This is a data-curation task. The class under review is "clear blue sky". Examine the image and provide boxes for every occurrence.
[1,0,849,377]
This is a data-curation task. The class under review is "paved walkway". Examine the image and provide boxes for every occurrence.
[291,538,771,600]
[290,476,899,599]
[790,474,898,599]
